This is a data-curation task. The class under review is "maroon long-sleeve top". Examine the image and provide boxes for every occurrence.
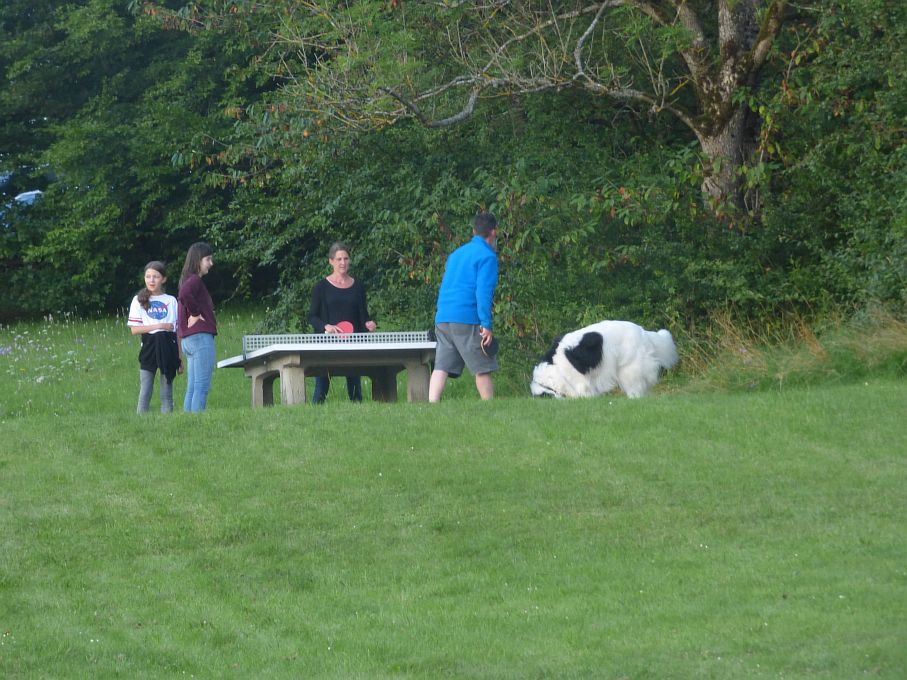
[177,274,218,338]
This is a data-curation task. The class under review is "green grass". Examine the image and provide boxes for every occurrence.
[1,311,906,678]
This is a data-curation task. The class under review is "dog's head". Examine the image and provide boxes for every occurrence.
[530,360,568,398]
[530,333,571,398]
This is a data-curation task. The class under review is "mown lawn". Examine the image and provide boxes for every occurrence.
[1,313,905,678]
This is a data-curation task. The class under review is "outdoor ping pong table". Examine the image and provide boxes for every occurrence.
[217,332,436,407]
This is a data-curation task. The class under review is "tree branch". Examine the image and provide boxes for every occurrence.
[381,86,480,128]
[749,0,788,74]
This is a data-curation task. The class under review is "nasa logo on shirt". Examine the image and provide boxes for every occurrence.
[148,300,171,320]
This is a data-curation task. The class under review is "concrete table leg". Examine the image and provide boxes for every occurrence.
[404,361,430,402]
[249,368,279,407]
[370,367,399,402]
[279,365,307,405]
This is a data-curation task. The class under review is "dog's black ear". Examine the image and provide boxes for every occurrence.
[540,335,565,364]
[565,332,603,375]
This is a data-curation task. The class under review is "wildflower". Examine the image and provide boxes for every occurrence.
[0,347,11,356]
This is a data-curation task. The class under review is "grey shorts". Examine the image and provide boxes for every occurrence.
[433,322,498,377]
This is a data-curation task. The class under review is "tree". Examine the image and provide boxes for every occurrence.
[226,0,788,214]
[756,0,907,308]
[51,0,899,336]
[0,0,74,189]
[0,0,265,317]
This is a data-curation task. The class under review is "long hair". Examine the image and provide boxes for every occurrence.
[179,242,213,289]
[137,260,167,310]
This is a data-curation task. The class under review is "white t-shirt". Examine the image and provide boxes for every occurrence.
[127,293,178,333]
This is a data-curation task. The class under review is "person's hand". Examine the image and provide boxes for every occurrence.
[365,320,377,332]
[160,322,174,332]
[479,326,493,348]
[187,314,204,328]
[324,324,339,334]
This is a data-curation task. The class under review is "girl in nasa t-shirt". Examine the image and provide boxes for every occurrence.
[127,261,181,413]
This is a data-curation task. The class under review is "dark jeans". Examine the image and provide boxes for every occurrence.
[312,375,362,404]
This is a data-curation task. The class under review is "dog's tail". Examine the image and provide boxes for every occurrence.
[652,329,679,370]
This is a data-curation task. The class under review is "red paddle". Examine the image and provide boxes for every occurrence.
[335,321,354,334]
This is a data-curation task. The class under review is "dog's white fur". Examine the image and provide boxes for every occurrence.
[530,320,678,399]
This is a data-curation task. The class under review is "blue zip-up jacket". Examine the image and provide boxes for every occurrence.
[434,235,499,330]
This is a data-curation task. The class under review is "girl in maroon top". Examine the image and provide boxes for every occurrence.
[178,242,217,412]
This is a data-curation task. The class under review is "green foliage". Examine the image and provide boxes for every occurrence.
[0,0,264,318]
[2,0,904,343]
[756,0,907,309]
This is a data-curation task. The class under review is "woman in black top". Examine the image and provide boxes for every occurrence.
[308,242,377,403]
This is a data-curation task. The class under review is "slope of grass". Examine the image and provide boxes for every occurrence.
[1,310,906,677]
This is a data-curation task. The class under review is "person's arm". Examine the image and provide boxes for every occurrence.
[358,281,377,332]
[187,283,207,327]
[182,277,215,329]
[475,255,499,332]
[308,280,328,333]
[175,299,184,373]
[180,276,207,327]
[130,322,174,335]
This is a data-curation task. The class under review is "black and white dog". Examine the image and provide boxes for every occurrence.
[530,321,678,399]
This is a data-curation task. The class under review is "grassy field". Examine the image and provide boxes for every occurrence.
[1,311,906,678]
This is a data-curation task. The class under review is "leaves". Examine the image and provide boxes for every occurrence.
[1,0,903,334]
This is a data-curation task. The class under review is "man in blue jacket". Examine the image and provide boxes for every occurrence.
[429,211,500,401]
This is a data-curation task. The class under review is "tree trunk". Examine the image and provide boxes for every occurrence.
[683,0,768,213]
[697,105,753,212]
